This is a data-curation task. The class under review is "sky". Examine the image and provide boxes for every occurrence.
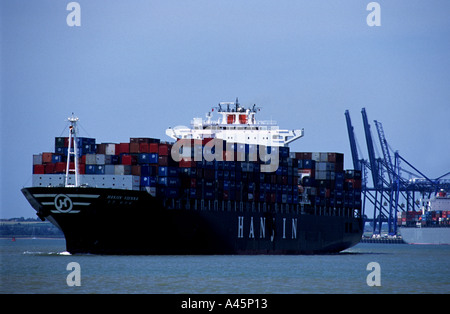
[1,0,450,218]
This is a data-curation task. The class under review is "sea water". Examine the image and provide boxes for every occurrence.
[1,238,449,294]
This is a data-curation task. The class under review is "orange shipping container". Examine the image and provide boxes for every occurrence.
[42,152,53,163]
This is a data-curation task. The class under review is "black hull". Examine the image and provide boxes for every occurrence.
[22,187,363,255]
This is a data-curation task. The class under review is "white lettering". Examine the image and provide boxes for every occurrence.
[203,139,224,162]
[170,139,279,172]
[181,298,215,311]
[66,2,81,27]
[259,217,265,239]
[292,218,297,239]
[238,216,244,238]
[366,262,381,286]
[366,2,381,27]
[282,218,286,239]
[66,262,81,286]
[249,217,255,238]
[259,146,279,173]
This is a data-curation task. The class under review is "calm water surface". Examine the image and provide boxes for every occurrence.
[1,238,449,294]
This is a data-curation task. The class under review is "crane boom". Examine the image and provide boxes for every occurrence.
[361,108,380,188]
[344,110,361,171]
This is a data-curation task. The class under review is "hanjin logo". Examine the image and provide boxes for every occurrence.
[54,194,73,213]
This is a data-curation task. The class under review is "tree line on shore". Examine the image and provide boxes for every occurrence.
[0,218,63,238]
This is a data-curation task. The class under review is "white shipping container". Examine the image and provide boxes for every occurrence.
[105,143,116,155]
[33,154,43,165]
[85,153,97,165]
[96,154,105,165]
[312,152,320,161]
[114,165,131,175]
[315,170,332,180]
[32,174,139,190]
[36,174,86,186]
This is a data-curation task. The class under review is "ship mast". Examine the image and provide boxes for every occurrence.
[65,113,80,187]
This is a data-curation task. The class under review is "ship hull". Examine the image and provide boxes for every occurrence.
[399,227,450,245]
[22,187,363,255]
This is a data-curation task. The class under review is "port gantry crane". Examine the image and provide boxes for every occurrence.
[345,108,450,236]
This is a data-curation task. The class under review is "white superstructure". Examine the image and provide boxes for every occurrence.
[166,99,304,147]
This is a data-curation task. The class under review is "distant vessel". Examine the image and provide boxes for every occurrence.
[399,189,450,245]
[22,100,363,254]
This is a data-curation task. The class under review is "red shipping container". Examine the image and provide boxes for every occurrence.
[42,152,53,163]
[190,178,197,188]
[78,163,85,174]
[149,143,159,153]
[96,143,106,154]
[158,155,168,166]
[33,164,45,174]
[54,162,66,173]
[116,143,129,154]
[158,144,170,156]
[132,165,141,175]
[121,155,137,165]
[130,143,140,153]
[295,152,312,160]
[139,143,150,153]
[45,163,55,174]
[121,155,132,165]
[179,160,196,168]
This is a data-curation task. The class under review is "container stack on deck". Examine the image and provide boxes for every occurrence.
[31,136,362,213]
[398,210,450,227]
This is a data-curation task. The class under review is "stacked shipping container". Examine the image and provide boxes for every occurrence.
[31,136,362,213]
[398,210,450,227]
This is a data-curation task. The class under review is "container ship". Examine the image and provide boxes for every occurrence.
[22,100,363,254]
[398,190,450,245]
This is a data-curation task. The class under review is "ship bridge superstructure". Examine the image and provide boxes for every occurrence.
[166,99,304,147]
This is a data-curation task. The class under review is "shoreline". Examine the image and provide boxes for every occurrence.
[1,237,65,240]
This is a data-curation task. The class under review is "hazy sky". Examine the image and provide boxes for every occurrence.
[1,1,449,218]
